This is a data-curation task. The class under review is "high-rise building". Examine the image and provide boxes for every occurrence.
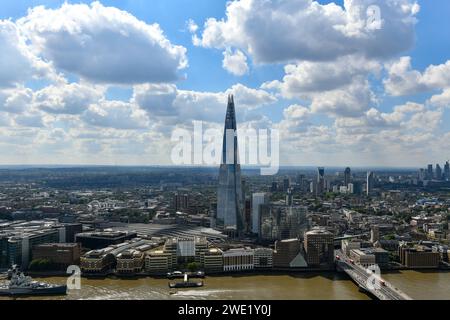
[435,164,442,180]
[445,161,450,181]
[283,177,291,191]
[427,164,433,180]
[217,95,245,236]
[370,225,380,243]
[344,167,351,187]
[251,193,268,235]
[317,167,325,196]
[366,171,374,196]
[173,192,189,212]
[286,188,293,206]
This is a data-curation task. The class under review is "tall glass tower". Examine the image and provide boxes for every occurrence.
[216,95,245,236]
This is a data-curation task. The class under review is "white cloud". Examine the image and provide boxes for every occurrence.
[81,100,149,130]
[222,49,249,76]
[18,2,188,85]
[0,20,46,88]
[309,79,377,117]
[195,0,419,64]
[0,87,33,114]
[429,88,450,108]
[34,83,104,115]
[384,57,450,96]
[187,19,199,33]
[133,83,276,122]
[263,55,381,98]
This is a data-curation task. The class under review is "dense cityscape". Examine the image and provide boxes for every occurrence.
[1,0,449,307]
[0,97,449,300]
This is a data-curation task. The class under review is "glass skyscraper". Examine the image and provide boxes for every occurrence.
[216,95,245,236]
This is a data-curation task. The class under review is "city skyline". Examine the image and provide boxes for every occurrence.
[1,0,450,167]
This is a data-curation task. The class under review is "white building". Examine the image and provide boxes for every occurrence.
[223,248,255,272]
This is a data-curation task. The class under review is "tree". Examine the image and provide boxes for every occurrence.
[28,259,57,271]
[187,262,200,272]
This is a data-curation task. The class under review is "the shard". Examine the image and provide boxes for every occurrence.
[216,95,245,236]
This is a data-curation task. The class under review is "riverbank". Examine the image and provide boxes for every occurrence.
[2,270,450,300]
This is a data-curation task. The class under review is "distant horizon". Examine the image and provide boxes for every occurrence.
[0,164,431,171]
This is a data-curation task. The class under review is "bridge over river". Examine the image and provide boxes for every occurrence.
[335,250,412,300]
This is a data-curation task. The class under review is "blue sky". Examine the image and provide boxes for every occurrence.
[0,0,449,167]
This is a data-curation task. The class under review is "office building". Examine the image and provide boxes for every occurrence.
[342,239,361,256]
[344,167,351,187]
[273,238,301,268]
[203,248,224,273]
[80,248,116,274]
[399,244,440,269]
[304,229,334,266]
[216,95,245,236]
[32,243,81,270]
[75,230,137,250]
[223,248,254,272]
[427,164,433,180]
[349,249,376,268]
[286,188,293,206]
[444,161,450,180]
[252,193,269,235]
[366,171,374,196]
[145,251,173,274]
[283,177,291,192]
[173,192,189,212]
[370,225,380,243]
[116,250,145,274]
[253,248,273,269]
[317,167,325,195]
[435,164,443,180]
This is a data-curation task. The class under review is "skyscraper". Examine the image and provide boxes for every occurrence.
[444,161,450,181]
[427,164,433,180]
[367,171,374,196]
[344,167,351,187]
[317,167,325,195]
[435,164,442,180]
[217,95,245,236]
[251,193,268,235]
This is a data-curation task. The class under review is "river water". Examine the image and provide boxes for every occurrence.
[1,271,448,300]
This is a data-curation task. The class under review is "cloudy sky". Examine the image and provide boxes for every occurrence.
[0,0,449,167]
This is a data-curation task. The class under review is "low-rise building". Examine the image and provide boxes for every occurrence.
[399,244,440,269]
[253,248,273,269]
[116,250,145,274]
[75,230,137,250]
[342,239,361,256]
[32,243,81,269]
[203,248,223,273]
[80,248,115,274]
[273,238,301,268]
[349,249,376,268]
[223,248,254,272]
[145,250,173,274]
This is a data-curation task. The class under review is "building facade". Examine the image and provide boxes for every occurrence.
[216,95,245,236]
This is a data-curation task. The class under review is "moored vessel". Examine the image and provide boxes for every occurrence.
[0,266,67,297]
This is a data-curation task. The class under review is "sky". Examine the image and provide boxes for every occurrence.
[0,0,449,168]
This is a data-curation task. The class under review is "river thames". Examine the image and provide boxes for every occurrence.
[1,270,449,300]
